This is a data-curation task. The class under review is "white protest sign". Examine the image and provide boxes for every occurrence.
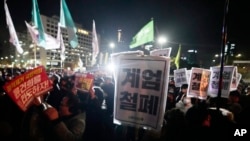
[174,68,188,87]
[150,47,172,57]
[113,55,170,131]
[208,66,235,98]
[111,50,144,81]
[187,67,211,100]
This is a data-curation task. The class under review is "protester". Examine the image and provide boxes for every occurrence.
[166,81,178,111]
[46,74,62,110]
[43,93,86,141]
[2,65,250,141]
[82,86,105,141]
[19,93,86,141]
[175,84,188,103]
[175,84,192,113]
[101,76,115,141]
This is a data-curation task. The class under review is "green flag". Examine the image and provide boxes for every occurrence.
[130,20,154,49]
[175,44,181,69]
[32,0,46,46]
[60,0,78,48]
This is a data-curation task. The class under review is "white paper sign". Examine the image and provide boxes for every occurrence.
[230,66,238,91]
[113,55,170,131]
[150,48,172,57]
[207,66,235,98]
[174,68,188,87]
[187,67,211,99]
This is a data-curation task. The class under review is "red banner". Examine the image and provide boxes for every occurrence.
[74,73,94,92]
[3,66,53,112]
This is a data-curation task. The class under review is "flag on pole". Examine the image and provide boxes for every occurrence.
[25,21,60,50]
[57,24,66,61]
[129,20,154,49]
[175,44,181,69]
[60,0,78,48]
[4,0,23,54]
[91,20,99,66]
[29,0,59,49]
[32,0,46,47]
[78,56,83,67]
[25,21,39,45]
[43,34,60,50]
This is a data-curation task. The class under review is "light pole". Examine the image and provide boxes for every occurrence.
[157,36,168,49]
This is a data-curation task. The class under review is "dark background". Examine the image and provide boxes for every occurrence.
[0,0,249,62]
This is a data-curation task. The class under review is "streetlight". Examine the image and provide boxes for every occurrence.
[110,42,115,53]
[214,54,220,58]
[157,36,168,49]
[236,53,242,58]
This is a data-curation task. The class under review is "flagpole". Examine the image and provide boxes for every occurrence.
[60,58,63,73]
[58,24,64,73]
[59,25,62,72]
[60,36,63,73]
[216,0,229,111]
[34,43,37,67]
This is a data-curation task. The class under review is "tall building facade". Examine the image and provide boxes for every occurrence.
[27,15,93,70]
[15,31,30,67]
[187,49,198,65]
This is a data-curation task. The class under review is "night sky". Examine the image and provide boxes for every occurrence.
[0,0,249,63]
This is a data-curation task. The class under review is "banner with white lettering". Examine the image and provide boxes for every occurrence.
[150,48,172,57]
[3,66,53,111]
[113,55,170,131]
[187,67,211,99]
[174,68,189,87]
[207,66,235,98]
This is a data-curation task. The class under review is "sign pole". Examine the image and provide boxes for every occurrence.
[217,0,229,111]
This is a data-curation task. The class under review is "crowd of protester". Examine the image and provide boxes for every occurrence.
[0,68,250,141]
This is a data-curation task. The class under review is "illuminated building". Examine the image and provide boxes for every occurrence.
[27,15,94,70]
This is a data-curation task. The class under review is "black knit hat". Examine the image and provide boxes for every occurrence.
[181,84,188,89]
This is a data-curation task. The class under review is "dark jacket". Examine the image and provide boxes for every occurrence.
[52,112,86,141]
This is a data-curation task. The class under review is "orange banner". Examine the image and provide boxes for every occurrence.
[3,66,53,112]
[74,73,94,92]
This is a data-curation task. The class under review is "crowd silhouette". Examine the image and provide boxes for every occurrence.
[0,67,249,141]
